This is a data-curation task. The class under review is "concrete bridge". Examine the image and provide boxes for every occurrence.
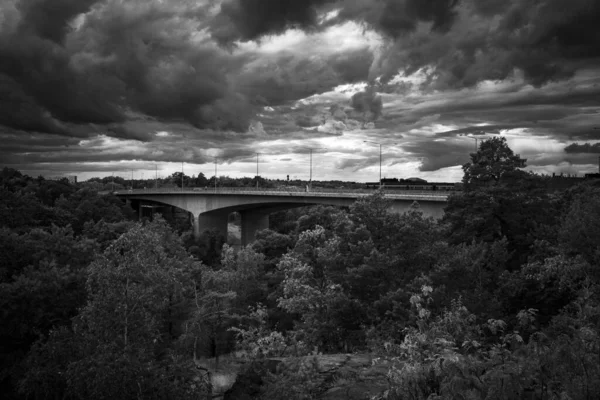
[115,188,449,245]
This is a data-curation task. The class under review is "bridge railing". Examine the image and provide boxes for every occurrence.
[113,187,450,200]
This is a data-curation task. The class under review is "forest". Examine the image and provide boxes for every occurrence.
[1,137,600,399]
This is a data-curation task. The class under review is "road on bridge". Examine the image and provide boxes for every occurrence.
[113,187,450,201]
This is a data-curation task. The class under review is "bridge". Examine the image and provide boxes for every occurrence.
[114,188,449,245]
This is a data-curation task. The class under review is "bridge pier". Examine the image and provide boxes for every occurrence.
[240,210,269,246]
[193,211,229,240]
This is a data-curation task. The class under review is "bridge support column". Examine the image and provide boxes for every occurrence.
[240,210,269,246]
[193,212,229,240]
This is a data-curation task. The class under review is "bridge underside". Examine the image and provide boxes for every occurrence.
[123,193,446,246]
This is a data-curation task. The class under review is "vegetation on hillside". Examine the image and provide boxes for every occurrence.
[1,138,599,399]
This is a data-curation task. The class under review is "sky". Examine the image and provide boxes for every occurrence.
[1,0,600,183]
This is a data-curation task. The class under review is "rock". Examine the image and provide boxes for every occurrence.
[223,359,282,400]
[223,354,391,400]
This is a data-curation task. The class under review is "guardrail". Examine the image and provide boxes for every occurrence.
[113,187,450,201]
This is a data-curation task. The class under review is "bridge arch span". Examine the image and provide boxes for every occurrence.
[117,190,447,245]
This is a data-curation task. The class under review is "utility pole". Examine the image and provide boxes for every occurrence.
[131,170,133,190]
[256,153,260,189]
[364,141,383,188]
[214,158,218,193]
[181,161,184,191]
[379,145,381,187]
[309,149,312,184]
[302,147,324,189]
[155,164,158,189]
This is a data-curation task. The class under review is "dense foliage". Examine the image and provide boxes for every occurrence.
[2,138,600,399]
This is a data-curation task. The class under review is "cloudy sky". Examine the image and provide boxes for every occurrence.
[1,0,600,183]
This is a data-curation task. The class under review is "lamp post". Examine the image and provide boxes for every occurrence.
[256,153,260,189]
[364,141,383,188]
[214,158,218,193]
[468,136,488,151]
[469,137,478,151]
[301,147,324,189]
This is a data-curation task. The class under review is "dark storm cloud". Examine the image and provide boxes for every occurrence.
[470,0,508,17]
[16,0,100,44]
[334,0,461,38]
[212,0,462,45]
[564,143,600,154]
[363,0,600,90]
[0,75,73,136]
[335,157,377,171]
[0,0,127,132]
[401,139,471,171]
[211,0,336,45]
[435,125,512,137]
[237,55,339,105]
[236,46,374,109]
[0,0,261,140]
[0,132,79,153]
[378,78,600,147]
[351,87,383,121]
[330,48,375,84]
[69,0,256,132]
[105,123,157,142]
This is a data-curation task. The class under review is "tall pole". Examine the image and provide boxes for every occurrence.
[214,158,217,193]
[303,147,324,188]
[364,141,384,188]
[468,136,485,151]
[131,170,133,190]
[379,144,382,187]
[155,164,158,188]
[310,149,312,185]
[181,161,184,191]
[256,153,259,189]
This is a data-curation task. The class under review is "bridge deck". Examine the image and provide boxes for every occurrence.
[114,188,450,202]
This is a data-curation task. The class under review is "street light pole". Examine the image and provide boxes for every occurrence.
[301,147,325,189]
[379,145,382,186]
[468,137,479,151]
[364,141,383,188]
[256,153,260,189]
[181,161,184,191]
[309,149,312,184]
[214,158,218,193]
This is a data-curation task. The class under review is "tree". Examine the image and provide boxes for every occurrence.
[558,187,600,268]
[180,245,267,366]
[195,172,209,187]
[20,218,207,400]
[462,136,527,190]
[444,138,558,269]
